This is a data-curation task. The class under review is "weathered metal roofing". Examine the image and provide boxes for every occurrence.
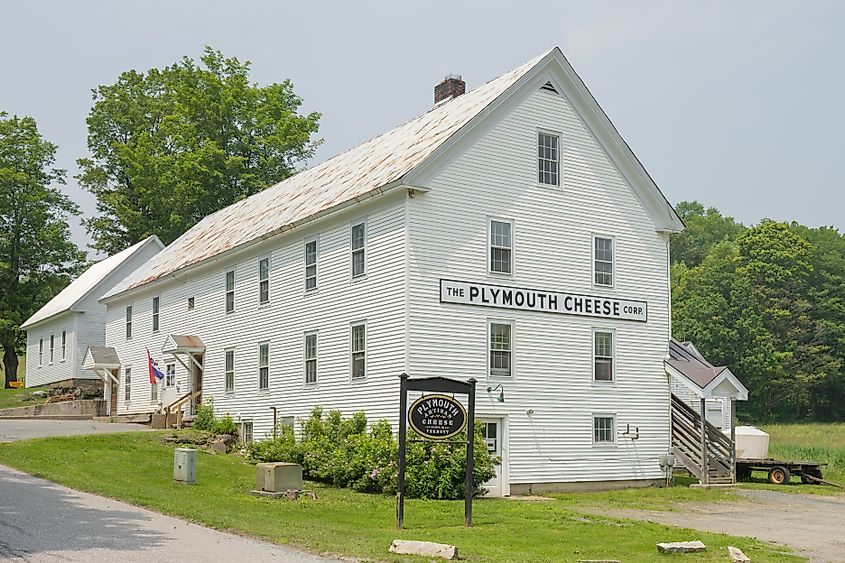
[21,236,163,329]
[102,51,549,301]
[161,334,206,354]
[667,338,727,389]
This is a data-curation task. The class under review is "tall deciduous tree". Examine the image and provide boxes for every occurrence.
[0,112,85,388]
[671,201,745,268]
[78,47,322,254]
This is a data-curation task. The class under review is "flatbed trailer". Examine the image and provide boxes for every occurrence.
[737,458,827,485]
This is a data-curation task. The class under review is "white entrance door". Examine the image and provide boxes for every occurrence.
[481,419,504,497]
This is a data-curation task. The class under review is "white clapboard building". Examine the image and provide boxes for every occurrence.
[94,47,692,494]
[21,236,163,388]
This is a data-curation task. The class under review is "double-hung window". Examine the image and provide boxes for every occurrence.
[240,420,254,444]
[489,219,513,275]
[258,342,269,390]
[125,306,133,339]
[225,271,235,313]
[594,330,614,382]
[305,240,318,290]
[538,131,560,186]
[259,258,270,304]
[49,334,54,363]
[593,415,615,444]
[61,330,66,361]
[124,367,131,402]
[351,323,366,379]
[304,333,317,384]
[351,222,366,278]
[165,363,176,387]
[489,321,513,377]
[594,236,614,287]
[38,339,43,366]
[225,350,235,393]
[152,296,160,332]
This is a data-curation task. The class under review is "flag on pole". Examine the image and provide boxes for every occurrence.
[147,348,164,384]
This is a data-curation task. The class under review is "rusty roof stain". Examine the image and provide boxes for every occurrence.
[102,52,548,300]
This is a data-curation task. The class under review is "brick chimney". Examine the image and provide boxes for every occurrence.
[434,74,465,103]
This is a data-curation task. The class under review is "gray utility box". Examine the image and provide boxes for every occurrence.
[173,448,197,484]
[256,462,302,492]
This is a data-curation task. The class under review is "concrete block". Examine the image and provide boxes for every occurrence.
[728,546,750,562]
[389,540,458,560]
[656,541,707,553]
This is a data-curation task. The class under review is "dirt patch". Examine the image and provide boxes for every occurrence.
[582,489,845,562]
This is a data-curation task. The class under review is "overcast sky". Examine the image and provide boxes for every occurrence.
[2,1,843,255]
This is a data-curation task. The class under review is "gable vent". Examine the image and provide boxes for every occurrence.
[540,81,559,94]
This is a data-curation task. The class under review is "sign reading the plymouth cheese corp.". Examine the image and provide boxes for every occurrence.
[408,394,467,440]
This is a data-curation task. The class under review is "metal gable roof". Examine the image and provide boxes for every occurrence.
[21,236,163,329]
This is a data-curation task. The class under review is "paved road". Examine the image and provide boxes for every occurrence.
[0,420,153,442]
[595,489,845,563]
[0,465,337,562]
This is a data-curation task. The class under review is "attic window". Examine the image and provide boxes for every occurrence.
[188,297,195,310]
[540,81,558,94]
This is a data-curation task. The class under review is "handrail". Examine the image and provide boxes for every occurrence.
[163,388,202,429]
[671,394,734,482]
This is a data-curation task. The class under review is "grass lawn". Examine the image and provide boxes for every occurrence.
[0,384,49,410]
[0,432,799,562]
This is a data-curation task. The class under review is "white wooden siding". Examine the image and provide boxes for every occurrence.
[107,191,407,438]
[24,313,81,386]
[407,87,672,486]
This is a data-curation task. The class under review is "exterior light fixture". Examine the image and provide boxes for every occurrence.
[486,384,505,403]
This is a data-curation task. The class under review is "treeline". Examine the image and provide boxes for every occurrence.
[671,202,845,422]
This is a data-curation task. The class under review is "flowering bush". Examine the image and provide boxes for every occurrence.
[245,406,498,499]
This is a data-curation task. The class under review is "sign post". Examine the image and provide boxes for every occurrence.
[396,373,476,529]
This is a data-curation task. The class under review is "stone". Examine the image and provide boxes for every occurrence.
[390,540,458,560]
[31,391,48,399]
[728,546,750,562]
[210,434,237,453]
[656,541,707,554]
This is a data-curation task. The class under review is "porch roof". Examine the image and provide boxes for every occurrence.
[666,338,748,401]
[161,334,205,355]
[81,346,121,371]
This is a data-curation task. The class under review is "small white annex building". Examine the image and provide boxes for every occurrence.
[21,236,163,388]
[98,47,692,494]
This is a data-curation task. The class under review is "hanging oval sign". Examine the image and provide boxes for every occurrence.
[408,394,467,440]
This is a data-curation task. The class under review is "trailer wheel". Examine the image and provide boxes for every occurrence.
[768,466,791,485]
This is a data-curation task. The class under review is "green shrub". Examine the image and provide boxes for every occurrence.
[215,415,238,436]
[244,406,498,499]
[192,399,239,437]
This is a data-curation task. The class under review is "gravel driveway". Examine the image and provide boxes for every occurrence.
[0,419,152,442]
[0,465,338,562]
[593,489,845,562]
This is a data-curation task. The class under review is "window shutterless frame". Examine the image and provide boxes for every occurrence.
[152,296,160,332]
[49,334,54,364]
[165,363,176,387]
[351,221,366,279]
[305,238,318,291]
[488,319,515,379]
[225,270,235,313]
[38,338,43,367]
[304,332,318,385]
[592,414,617,445]
[124,367,132,403]
[537,130,561,186]
[224,349,235,394]
[259,257,270,305]
[350,322,366,380]
[61,330,66,361]
[592,234,615,288]
[125,305,133,339]
[592,328,616,383]
[488,217,514,276]
[258,341,270,390]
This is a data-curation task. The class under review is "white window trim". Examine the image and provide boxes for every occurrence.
[591,327,617,385]
[224,348,235,394]
[152,296,160,333]
[487,318,515,380]
[60,330,66,362]
[304,236,319,292]
[258,341,270,391]
[303,331,318,386]
[487,217,515,277]
[349,321,367,382]
[38,338,43,368]
[125,304,133,340]
[124,365,132,404]
[225,270,236,313]
[592,413,617,447]
[591,234,616,289]
[537,128,562,187]
[165,362,176,388]
[239,419,254,444]
[258,255,271,305]
[48,334,54,365]
[350,219,367,280]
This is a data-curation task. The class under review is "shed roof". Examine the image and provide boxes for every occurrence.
[21,236,163,329]
[666,338,748,400]
[102,47,683,301]
[162,334,206,354]
[81,345,121,370]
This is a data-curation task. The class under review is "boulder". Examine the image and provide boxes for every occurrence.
[656,541,706,554]
[31,391,48,399]
[210,434,237,453]
[728,546,750,562]
[390,540,458,560]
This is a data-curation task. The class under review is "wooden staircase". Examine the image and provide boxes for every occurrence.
[671,394,735,485]
[161,388,202,429]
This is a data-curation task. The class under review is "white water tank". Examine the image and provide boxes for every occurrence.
[735,426,769,459]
